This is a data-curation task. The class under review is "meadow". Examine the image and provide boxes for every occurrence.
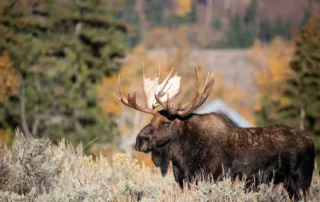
[0,130,319,202]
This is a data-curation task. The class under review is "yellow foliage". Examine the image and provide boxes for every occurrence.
[175,0,192,17]
[132,151,154,167]
[249,38,294,110]
[0,53,20,103]
[112,153,140,170]
[0,129,10,145]
[212,72,255,124]
[144,25,223,49]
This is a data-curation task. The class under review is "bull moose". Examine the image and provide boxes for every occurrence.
[114,67,315,201]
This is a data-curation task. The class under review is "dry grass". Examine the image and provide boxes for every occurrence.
[0,130,319,202]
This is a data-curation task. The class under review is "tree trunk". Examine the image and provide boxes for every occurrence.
[135,0,148,38]
[196,0,207,25]
[205,0,213,26]
[300,106,305,130]
[19,82,32,137]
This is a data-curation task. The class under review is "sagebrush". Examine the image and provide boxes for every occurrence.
[0,130,319,202]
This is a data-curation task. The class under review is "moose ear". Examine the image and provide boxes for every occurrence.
[151,147,169,176]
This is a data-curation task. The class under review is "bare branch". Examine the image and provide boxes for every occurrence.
[19,82,32,137]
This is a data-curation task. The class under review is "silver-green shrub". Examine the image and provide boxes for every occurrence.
[0,130,319,202]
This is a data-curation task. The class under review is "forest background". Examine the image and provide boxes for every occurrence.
[0,0,319,165]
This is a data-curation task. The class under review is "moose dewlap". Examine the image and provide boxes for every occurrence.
[114,67,315,202]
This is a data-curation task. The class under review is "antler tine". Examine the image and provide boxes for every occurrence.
[175,68,214,117]
[142,69,148,108]
[114,75,156,115]
[158,67,175,96]
[114,76,131,107]
[174,66,201,116]
[192,72,215,109]
[154,67,176,109]
[166,93,180,115]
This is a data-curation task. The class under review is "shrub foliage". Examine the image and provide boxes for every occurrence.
[1,131,320,201]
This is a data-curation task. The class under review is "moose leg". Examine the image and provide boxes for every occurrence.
[173,165,184,189]
[151,147,169,176]
[286,178,302,202]
[289,148,314,201]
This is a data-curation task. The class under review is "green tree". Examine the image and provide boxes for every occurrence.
[244,0,258,25]
[216,15,255,48]
[255,13,320,155]
[213,0,258,49]
[145,0,171,27]
[272,18,291,40]
[279,14,320,134]
[0,0,127,148]
[255,92,283,126]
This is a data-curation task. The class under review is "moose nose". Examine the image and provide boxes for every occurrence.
[135,135,150,152]
[135,141,148,152]
[138,144,148,152]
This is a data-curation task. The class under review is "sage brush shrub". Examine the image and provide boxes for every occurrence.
[0,130,64,194]
[0,131,319,201]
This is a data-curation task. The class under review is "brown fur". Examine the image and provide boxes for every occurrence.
[135,111,315,201]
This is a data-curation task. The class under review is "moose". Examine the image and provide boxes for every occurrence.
[114,67,315,201]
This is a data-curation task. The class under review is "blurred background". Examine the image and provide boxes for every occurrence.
[0,0,319,166]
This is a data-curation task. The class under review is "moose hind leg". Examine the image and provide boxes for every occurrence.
[286,177,302,202]
[292,148,314,201]
[293,164,314,202]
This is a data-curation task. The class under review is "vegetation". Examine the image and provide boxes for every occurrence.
[106,0,300,48]
[0,0,318,200]
[1,131,320,201]
[254,12,320,158]
[0,0,127,147]
[280,14,320,136]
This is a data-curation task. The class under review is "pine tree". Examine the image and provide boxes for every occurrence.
[255,12,320,155]
[0,0,127,148]
[278,13,320,134]
[226,15,255,48]
[244,0,258,25]
[145,0,171,27]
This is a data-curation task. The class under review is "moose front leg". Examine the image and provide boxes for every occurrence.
[151,147,169,176]
[173,164,185,189]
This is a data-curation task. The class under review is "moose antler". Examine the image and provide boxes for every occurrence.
[114,67,181,115]
[155,67,214,117]
[113,76,156,115]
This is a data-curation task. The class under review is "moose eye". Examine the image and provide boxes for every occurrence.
[162,121,171,127]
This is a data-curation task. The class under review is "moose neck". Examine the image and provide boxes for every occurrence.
[167,113,234,170]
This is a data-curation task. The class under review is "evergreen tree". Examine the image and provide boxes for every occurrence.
[226,15,255,48]
[255,13,320,154]
[278,14,320,135]
[255,92,283,126]
[258,18,272,42]
[272,18,291,40]
[145,0,171,27]
[244,0,258,25]
[0,0,127,148]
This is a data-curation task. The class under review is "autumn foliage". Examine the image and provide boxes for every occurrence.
[0,53,20,103]
[250,38,294,114]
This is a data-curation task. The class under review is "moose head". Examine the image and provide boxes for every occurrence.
[114,67,215,153]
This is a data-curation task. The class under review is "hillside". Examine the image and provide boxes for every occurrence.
[208,0,314,27]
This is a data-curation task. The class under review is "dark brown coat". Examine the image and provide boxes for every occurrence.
[135,110,315,201]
